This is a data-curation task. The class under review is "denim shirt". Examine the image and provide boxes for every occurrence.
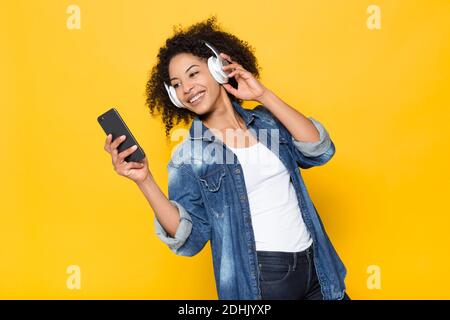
[154,100,347,300]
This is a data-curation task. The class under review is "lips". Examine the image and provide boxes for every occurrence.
[188,91,205,105]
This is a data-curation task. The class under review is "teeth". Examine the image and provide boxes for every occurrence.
[189,92,205,103]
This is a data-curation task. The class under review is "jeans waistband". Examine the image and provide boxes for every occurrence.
[256,244,314,266]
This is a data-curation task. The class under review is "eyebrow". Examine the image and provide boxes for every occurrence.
[170,64,199,82]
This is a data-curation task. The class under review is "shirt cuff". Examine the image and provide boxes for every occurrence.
[292,117,331,157]
[154,200,193,251]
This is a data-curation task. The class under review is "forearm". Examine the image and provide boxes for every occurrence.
[256,89,320,143]
[135,175,180,237]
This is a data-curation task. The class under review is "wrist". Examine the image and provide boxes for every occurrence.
[135,174,153,188]
[256,88,275,107]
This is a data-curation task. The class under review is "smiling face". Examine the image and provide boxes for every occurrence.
[168,52,226,114]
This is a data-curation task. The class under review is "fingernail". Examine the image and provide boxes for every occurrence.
[132,145,137,149]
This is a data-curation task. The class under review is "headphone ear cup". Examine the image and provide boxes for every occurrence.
[164,82,185,108]
[169,86,185,108]
[207,56,229,84]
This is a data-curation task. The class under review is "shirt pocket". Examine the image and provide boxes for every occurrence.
[199,167,226,192]
[199,167,228,219]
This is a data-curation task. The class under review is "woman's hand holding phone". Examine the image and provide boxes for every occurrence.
[104,133,150,184]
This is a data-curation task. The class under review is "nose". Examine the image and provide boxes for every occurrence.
[182,82,194,95]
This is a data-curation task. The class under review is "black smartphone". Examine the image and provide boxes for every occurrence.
[97,108,146,162]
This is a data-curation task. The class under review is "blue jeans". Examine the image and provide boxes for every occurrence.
[257,245,351,300]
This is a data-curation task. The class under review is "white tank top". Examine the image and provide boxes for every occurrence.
[227,141,313,252]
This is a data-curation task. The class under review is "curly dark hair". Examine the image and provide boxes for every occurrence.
[144,15,262,140]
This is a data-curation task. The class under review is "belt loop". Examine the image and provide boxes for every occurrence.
[292,252,297,271]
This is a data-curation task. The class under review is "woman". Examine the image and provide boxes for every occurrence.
[103,16,349,300]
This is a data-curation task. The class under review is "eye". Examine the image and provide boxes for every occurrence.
[172,71,199,89]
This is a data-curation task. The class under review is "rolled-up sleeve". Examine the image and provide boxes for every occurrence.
[253,105,336,169]
[154,163,211,257]
[292,117,331,157]
[154,200,193,252]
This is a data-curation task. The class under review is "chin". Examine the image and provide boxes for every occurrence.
[194,107,212,117]
[190,100,215,115]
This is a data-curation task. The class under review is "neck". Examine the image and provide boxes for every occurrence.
[200,89,246,132]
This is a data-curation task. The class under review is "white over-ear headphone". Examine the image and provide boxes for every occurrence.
[163,41,231,109]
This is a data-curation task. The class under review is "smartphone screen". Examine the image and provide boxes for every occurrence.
[97,108,145,162]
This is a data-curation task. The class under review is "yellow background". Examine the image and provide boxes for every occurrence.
[1,0,449,299]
